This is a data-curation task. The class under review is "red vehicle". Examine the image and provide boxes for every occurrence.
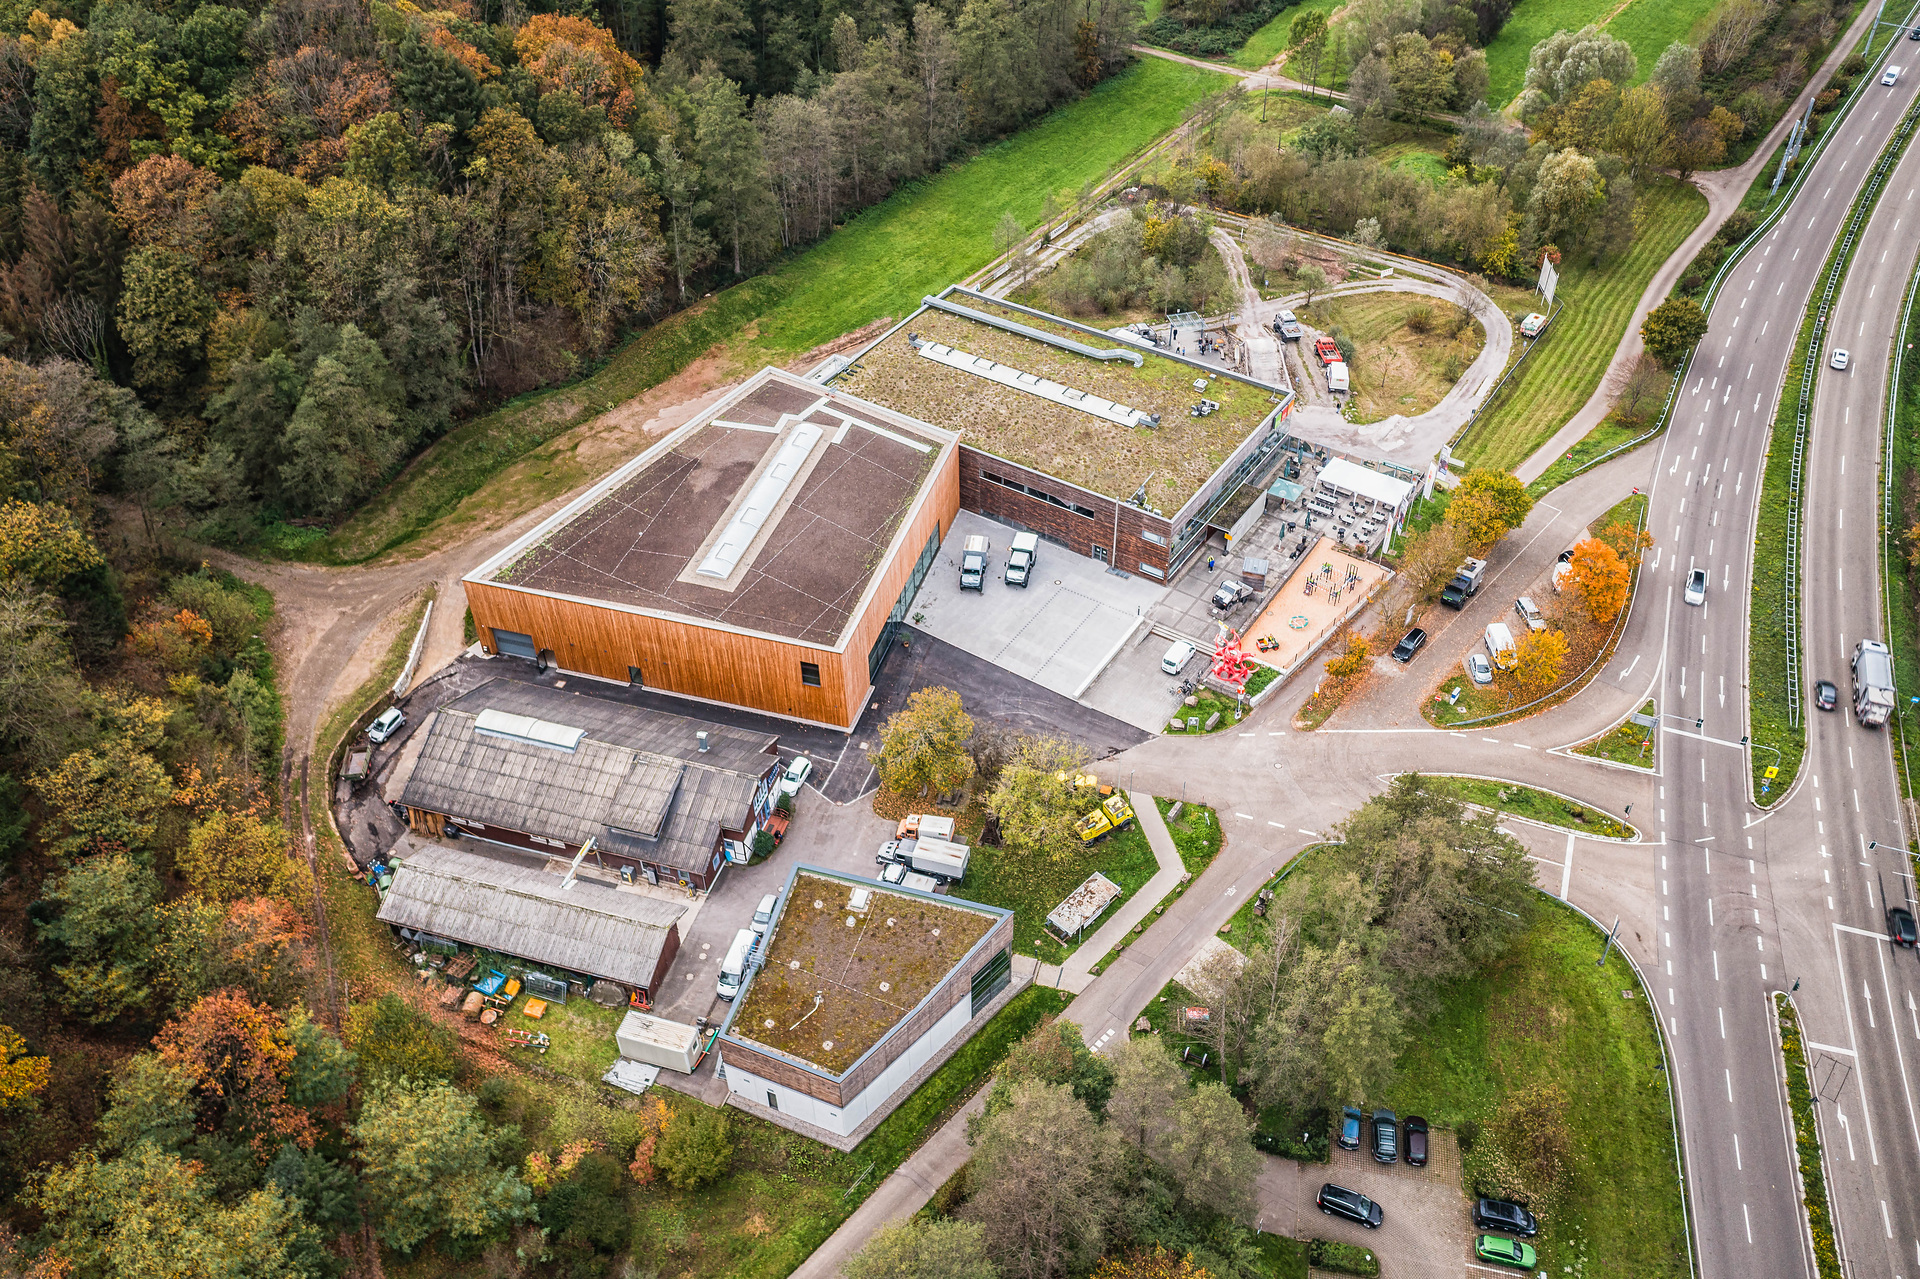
[1313,336,1341,366]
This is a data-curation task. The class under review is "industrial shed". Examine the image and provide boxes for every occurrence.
[396,678,782,892]
[375,842,686,1000]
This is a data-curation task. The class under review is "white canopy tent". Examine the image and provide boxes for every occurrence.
[1317,456,1415,510]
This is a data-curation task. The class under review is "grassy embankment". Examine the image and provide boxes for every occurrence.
[288,57,1232,566]
[1314,292,1484,423]
[1088,800,1224,974]
[1427,776,1637,836]
[1452,180,1707,475]
[1483,0,1725,106]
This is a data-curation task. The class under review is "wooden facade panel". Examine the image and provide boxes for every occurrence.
[466,445,959,732]
[723,1040,843,1104]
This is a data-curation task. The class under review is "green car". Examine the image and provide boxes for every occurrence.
[1475,1234,1537,1269]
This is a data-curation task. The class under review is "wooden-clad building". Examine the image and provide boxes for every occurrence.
[463,367,959,731]
[396,678,782,892]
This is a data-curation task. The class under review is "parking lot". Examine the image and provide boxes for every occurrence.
[908,511,1165,701]
[1254,1134,1475,1278]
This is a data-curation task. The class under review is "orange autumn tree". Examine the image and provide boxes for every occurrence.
[1596,518,1654,567]
[512,15,645,126]
[155,990,316,1153]
[1564,537,1630,625]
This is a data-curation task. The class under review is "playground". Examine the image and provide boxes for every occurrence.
[1240,538,1390,679]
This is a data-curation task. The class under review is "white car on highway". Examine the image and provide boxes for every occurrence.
[1885,65,1902,86]
[1830,347,1850,370]
[1684,567,1708,606]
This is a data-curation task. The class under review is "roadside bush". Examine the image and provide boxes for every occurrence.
[654,1104,732,1189]
[346,993,459,1087]
[1405,304,1434,333]
[1310,1239,1381,1276]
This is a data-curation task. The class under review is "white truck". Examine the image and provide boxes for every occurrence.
[1005,531,1039,587]
[1484,621,1517,672]
[716,928,756,1001]
[960,535,990,591]
[1325,360,1350,394]
[1853,639,1897,727]
[876,835,971,884]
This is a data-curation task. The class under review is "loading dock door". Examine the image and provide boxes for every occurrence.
[493,629,537,660]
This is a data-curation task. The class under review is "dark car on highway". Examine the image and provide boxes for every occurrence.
[1371,1108,1398,1163]
[1391,628,1427,662]
[1317,1183,1383,1229]
[1474,1197,1538,1237]
[1815,679,1839,711]
[1403,1115,1428,1166]
[1891,904,1918,949]
[1338,1107,1364,1150]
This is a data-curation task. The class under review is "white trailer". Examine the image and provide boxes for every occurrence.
[615,1011,705,1073]
[906,837,970,883]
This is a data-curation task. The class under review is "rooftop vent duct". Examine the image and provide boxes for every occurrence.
[696,421,823,580]
[697,731,710,752]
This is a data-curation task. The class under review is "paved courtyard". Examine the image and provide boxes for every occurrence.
[909,511,1165,700]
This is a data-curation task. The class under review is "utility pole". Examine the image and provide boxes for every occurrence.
[1597,916,1621,967]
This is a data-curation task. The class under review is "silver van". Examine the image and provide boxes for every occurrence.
[751,893,778,937]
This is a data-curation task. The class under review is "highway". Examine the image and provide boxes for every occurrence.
[1792,75,1920,1279]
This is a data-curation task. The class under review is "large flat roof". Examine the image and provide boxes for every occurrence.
[473,369,953,648]
[832,289,1288,514]
[727,870,1000,1075]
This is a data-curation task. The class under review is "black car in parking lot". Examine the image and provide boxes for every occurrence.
[1318,1183,1383,1229]
[1337,1107,1364,1150]
[1474,1197,1538,1237]
[1371,1108,1398,1163]
[1403,1115,1428,1166]
[1391,628,1427,662]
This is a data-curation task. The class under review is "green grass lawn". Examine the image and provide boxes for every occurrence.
[1573,699,1658,768]
[1453,179,1707,474]
[1484,0,1724,106]
[1387,901,1688,1278]
[1428,775,1636,836]
[1157,798,1224,872]
[1237,0,1348,77]
[951,822,1161,963]
[295,56,1233,566]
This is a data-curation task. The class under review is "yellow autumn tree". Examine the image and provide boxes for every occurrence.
[177,810,310,904]
[0,1025,51,1112]
[1513,628,1570,694]
[0,500,102,587]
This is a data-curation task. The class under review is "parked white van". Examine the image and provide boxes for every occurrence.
[751,893,778,938]
[1484,621,1517,671]
[717,928,755,1001]
[1162,640,1197,675]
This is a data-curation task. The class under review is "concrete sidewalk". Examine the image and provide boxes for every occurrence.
[1057,790,1187,992]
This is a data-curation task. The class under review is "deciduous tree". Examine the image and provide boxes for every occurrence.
[1094,1246,1213,1279]
[0,1024,50,1113]
[1165,1082,1260,1218]
[178,810,307,904]
[345,993,458,1086]
[1565,536,1629,622]
[1641,297,1708,367]
[1445,469,1533,553]
[155,990,316,1154]
[964,1080,1122,1279]
[1287,10,1330,96]
[1512,627,1569,694]
[653,1103,732,1188]
[984,735,1098,862]
[35,853,161,1023]
[871,685,975,798]
[1106,1035,1185,1160]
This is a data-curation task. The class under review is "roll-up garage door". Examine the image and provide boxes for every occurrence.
[492,629,537,660]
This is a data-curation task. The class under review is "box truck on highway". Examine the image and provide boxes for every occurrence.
[1853,639,1897,726]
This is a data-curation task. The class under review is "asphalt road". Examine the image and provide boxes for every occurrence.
[1792,76,1920,1277]
[1626,24,1920,1278]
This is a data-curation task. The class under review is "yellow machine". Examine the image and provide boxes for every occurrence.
[1074,792,1137,842]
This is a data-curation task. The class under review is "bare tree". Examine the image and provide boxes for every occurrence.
[1106,1036,1185,1161]
[1612,351,1666,426]
[1700,0,1768,74]
[964,1081,1122,1279]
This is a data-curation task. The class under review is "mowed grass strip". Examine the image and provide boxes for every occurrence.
[1388,900,1689,1278]
[301,56,1232,566]
[1483,0,1723,106]
[1453,178,1707,474]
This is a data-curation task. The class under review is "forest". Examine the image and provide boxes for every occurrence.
[0,0,1143,545]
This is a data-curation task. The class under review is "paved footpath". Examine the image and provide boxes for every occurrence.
[1056,791,1186,993]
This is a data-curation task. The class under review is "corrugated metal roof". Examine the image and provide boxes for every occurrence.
[400,679,775,872]
[375,842,684,989]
